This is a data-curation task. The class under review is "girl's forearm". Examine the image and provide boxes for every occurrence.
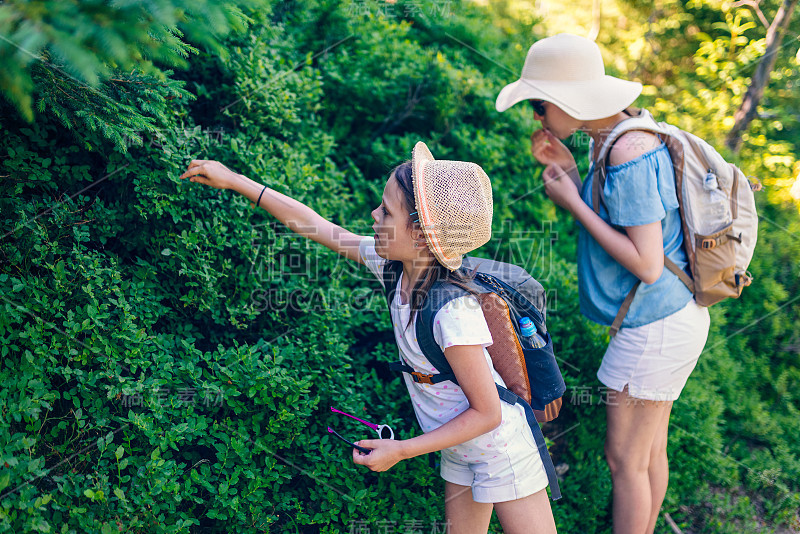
[569,199,663,284]
[398,407,500,460]
[230,174,324,237]
[226,173,365,263]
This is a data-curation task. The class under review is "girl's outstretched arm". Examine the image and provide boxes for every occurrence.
[542,163,664,284]
[180,160,366,264]
[352,344,501,472]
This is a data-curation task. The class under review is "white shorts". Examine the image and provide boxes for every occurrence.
[597,299,710,401]
[439,402,549,503]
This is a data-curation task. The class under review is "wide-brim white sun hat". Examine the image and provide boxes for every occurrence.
[496,33,643,120]
[411,141,493,271]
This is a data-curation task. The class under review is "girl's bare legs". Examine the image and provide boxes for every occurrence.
[494,488,557,534]
[646,402,673,533]
[445,482,493,534]
[605,387,673,534]
[445,483,557,534]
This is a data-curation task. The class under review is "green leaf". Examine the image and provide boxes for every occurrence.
[115,445,124,460]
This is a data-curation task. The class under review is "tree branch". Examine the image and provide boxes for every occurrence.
[732,0,771,28]
[725,0,799,153]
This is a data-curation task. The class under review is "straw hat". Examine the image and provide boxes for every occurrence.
[411,141,493,271]
[495,33,642,120]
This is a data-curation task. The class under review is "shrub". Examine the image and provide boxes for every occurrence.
[1,0,798,532]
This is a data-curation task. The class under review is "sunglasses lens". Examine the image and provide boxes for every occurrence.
[379,427,392,440]
[530,100,545,116]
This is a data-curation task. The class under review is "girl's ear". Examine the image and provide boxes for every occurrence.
[411,228,427,249]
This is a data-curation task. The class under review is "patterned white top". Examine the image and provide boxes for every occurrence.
[359,236,512,433]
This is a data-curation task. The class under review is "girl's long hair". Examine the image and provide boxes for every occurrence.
[389,161,479,331]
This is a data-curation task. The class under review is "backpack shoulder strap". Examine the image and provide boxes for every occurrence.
[411,279,471,383]
[592,109,669,214]
[382,264,467,385]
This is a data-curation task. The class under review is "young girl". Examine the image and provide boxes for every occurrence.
[179,142,558,533]
[495,34,710,534]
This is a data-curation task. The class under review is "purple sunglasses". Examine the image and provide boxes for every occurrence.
[327,407,395,454]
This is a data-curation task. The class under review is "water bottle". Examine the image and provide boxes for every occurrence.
[518,317,546,349]
[698,169,732,236]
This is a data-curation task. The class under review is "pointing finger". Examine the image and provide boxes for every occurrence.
[188,160,208,169]
[179,165,205,180]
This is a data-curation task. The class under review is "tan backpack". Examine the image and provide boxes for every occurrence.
[592,108,759,336]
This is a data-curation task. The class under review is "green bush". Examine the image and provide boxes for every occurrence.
[1,0,798,532]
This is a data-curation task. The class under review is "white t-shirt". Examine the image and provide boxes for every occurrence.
[359,236,510,433]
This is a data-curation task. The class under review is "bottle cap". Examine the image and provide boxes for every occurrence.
[703,171,718,190]
[518,317,536,337]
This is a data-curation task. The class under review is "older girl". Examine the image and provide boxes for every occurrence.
[496,33,710,534]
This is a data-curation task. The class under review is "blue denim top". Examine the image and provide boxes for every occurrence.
[577,141,693,328]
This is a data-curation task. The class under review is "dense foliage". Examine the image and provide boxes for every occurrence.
[1,0,798,532]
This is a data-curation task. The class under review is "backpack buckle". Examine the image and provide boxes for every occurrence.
[736,271,753,287]
[701,238,717,249]
[410,371,434,384]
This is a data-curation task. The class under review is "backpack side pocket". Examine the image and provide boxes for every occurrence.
[693,223,743,306]
[522,333,565,422]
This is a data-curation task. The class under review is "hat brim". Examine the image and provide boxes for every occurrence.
[495,76,642,120]
[411,142,463,271]
[411,141,435,178]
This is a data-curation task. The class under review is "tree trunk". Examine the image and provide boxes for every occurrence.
[724,0,799,153]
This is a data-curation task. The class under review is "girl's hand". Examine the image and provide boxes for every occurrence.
[179,160,240,190]
[531,129,576,170]
[352,439,406,472]
[542,163,581,213]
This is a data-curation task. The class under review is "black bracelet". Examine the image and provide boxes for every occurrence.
[255,185,267,208]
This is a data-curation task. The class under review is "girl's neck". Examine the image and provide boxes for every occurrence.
[399,258,434,304]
